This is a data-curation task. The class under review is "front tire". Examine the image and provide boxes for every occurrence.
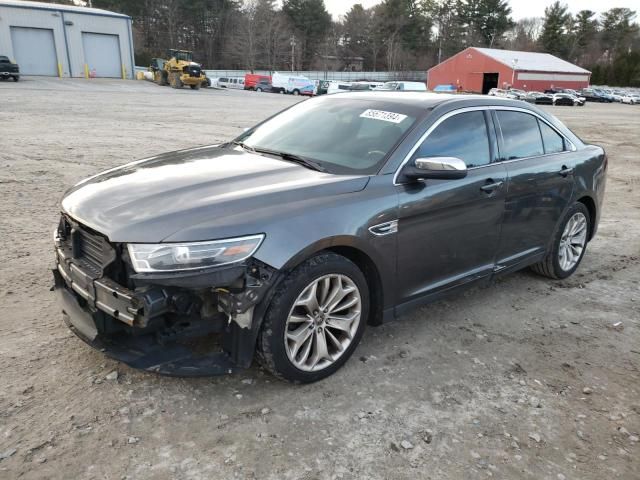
[531,202,590,279]
[257,252,369,383]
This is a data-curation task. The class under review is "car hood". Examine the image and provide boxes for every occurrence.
[62,145,370,243]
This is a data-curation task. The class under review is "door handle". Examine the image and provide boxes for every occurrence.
[480,180,504,193]
[559,166,574,177]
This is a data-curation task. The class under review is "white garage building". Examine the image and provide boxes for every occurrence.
[0,0,134,78]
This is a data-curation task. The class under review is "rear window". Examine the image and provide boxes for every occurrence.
[538,120,566,154]
[496,111,544,160]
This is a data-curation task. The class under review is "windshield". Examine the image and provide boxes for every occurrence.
[236,97,420,175]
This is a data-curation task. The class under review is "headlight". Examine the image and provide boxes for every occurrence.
[127,234,264,273]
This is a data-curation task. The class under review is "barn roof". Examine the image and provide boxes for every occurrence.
[474,48,590,74]
[0,0,130,19]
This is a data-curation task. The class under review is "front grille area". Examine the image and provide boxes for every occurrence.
[77,228,107,272]
[57,215,116,278]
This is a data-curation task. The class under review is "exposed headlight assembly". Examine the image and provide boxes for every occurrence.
[127,234,264,273]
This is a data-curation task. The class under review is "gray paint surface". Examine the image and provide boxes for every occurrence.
[81,32,121,78]
[10,26,57,76]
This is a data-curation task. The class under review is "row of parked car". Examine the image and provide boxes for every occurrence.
[489,87,640,106]
[209,73,428,96]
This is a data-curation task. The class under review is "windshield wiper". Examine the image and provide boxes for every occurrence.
[251,146,327,173]
[233,141,326,172]
[232,140,255,153]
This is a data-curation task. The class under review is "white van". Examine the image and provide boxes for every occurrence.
[218,77,245,89]
[376,81,427,91]
[272,72,315,96]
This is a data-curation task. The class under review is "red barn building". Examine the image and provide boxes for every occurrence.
[427,47,591,94]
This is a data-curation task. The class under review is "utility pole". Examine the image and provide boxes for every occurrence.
[290,36,296,72]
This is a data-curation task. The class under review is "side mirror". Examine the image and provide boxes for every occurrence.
[399,156,468,182]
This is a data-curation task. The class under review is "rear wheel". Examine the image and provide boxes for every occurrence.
[190,83,200,90]
[257,252,369,383]
[292,89,300,96]
[531,202,590,279]
[12,76,18,82]
[256,87,262,92]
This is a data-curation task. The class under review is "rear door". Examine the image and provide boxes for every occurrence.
[493,109,575,270]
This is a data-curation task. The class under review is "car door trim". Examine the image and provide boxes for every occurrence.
[393,105,577,186]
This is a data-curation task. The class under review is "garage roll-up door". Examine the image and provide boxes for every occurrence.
[10,27,58,76]
[82,33,122,78]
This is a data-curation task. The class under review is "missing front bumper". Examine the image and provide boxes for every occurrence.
[53,254,280,376]
[56,279,238,376]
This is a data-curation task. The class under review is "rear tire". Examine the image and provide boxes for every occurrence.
[12,76,19,82]
[531,202,591,279]
[190,83,200,90]
[292,89,300,96]
[257,252,369,383]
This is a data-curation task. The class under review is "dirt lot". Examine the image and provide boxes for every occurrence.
[0,78,638,480]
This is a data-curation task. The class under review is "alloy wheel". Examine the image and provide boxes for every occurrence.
[558,212,588,271]
[284,274,362,372]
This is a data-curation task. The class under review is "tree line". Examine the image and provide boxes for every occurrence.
[45,0,640,86]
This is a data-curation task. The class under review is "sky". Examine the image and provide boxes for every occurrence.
[321,0,636,20]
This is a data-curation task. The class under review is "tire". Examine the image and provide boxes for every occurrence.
[292,89,300,96]
[13,76,19,82]
[256,87,262,92]
[531,202,591,280]
[257,252,369,383]
[190,83,200,90]
[170,72,182,89]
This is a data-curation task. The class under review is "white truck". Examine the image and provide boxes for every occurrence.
[272,72,315,96]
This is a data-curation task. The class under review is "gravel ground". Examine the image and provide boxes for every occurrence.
[0,78,638,480]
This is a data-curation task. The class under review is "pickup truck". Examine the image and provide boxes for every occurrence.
[0,55,19,82]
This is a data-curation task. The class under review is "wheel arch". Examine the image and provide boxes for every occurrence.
[576,195,597,240]
[279,238,387,326]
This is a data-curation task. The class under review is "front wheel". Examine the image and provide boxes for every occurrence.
[257,253,369,383]
[531,202,590,279]
[13,76,19,82]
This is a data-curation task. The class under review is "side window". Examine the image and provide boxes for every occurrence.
[538,120,566,154]
[496,111,544,160]
[415,111,490,168]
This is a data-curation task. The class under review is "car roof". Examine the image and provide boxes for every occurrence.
[326,91,524,109]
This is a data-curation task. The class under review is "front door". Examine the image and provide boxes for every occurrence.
[492,110,575,269]
[395,110,506,305]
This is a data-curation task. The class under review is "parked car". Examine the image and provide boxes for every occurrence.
[621,93,639,105]
[244,74,271,91]
[272,72,314,95]
[524,91,554,105]
[377,81,427,91]
[0,55,19,82]
[53,93,607,382]
[553,93,584,106]
[488,88,518,99]
[507,88,527,100]
[326,81,352,95]
[254,79,273,92]
[580,89,612,103]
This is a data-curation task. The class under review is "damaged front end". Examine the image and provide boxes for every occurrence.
[52,215,279,376]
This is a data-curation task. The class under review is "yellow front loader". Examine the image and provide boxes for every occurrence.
[151,50,206,90]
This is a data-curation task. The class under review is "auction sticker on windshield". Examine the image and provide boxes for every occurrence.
[360,109,408,124]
